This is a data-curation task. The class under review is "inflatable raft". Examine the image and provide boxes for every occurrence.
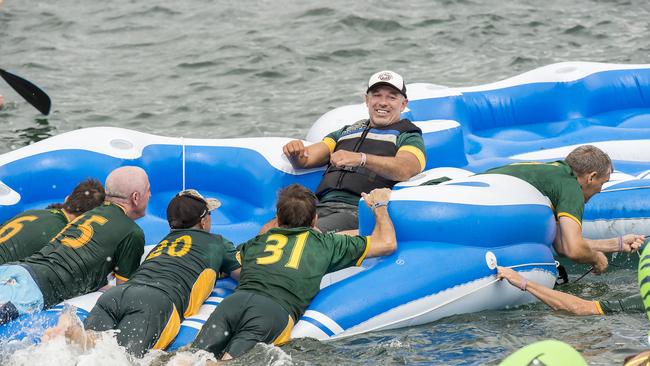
[2,61,649,348]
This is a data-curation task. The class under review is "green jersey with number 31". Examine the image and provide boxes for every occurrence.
[237,227,369,321]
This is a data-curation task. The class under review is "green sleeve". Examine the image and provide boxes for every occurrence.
[555,183,585,224]
[598,295,645,314]
[218,237,241,274]
[325,233,368,273]
[325,126,346,142]
[396,130,425,151]
[113,227,145,280]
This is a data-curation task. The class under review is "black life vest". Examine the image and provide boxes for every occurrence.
[315,118,422,198]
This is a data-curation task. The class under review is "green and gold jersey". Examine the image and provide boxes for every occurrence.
[22,202,144,308]
[237,227,369,320]
[0,209,69,264]
[129,229,240,319]
[596,295,644,315]
[485,160,585,226]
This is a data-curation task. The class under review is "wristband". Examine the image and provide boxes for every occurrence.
[618,236,624,252]
[360,152,367,167]
[520,278,528,292]
[371,201,388,210]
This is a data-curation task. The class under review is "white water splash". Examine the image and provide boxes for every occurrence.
[255,343,294,366]
[3,331,293,366]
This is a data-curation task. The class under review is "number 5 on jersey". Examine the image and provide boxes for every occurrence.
[55,215,108,249]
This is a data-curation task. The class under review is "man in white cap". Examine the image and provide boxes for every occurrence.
[279,70,426,233]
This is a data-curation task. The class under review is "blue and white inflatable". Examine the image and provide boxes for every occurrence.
[1,61,648,348]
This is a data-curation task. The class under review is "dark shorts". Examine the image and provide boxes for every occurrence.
[84,284,180,357]
[192,290,293,358]
[316,201,359,233]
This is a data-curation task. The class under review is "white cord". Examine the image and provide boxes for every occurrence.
[181,137,186,190]
[327,261,556,340]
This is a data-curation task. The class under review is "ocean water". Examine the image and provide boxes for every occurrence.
[1,0,649,364]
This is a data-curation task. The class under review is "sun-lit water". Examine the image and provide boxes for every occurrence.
[1,0,649,364]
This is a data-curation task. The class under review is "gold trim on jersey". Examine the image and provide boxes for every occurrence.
[184,268,217,318]
[558,212,582,228]
[356,236,371,266]
[323,137,336,154]
[398,145,426,172]
[114,273,129,282]
[60,209,73,223]
[152,304,181,350]
[272,315,295,346]
[594,301,604,315]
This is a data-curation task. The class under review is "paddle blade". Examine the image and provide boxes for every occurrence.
[0,68,51,115]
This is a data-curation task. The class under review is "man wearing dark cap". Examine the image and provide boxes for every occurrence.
[43,189,241,357]
[279,70,426,233]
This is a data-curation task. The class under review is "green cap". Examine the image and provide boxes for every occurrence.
[499,339,587,366]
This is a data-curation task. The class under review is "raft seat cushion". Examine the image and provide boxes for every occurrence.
[464,108,650,162]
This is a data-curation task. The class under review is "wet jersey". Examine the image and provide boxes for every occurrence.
[485,160,585,226]
[22,202,144,308]
[0,209,69,264]
[596,295,645,315]
[129,229,240,318]
[237,227,369,320]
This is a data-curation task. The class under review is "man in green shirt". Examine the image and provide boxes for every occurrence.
[0,178,105,264]
[43,189,241,357]
[191,184,397,360]
[0,166,150,325]
[485,145,645,273]
[278,70,426,233]
[497,266,643,315]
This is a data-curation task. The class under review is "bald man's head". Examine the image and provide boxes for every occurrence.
[105,166,151,219]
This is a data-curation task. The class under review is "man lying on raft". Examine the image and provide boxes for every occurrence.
[187,185,397,361]
[484,145,645,273]
[267,70,426,234]
[44,189,241,357]
[0,178,105,264]
[0,166,149,325]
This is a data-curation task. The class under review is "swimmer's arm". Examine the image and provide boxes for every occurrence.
[586,234,645,253]
[497,266,601,315]
[362,188,397,258]
[555,217,607,273]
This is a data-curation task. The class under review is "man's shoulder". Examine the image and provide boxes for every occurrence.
[339,119,369,134]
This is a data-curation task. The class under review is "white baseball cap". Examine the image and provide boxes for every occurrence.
[367,70,407,98]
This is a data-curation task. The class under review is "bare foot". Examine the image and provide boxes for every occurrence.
[42,306,87,348]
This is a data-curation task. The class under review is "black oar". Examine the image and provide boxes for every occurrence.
[0,68,51,115]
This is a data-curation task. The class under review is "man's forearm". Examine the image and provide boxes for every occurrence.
[585,237,620,253]
[525,281,600,315]
[367,207,397,257]
[555,236,600,265]
[365,154,418,181]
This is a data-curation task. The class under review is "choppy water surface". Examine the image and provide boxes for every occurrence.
[1,0,649,364]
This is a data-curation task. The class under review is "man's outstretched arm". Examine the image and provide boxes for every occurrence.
[497,266,601,315]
